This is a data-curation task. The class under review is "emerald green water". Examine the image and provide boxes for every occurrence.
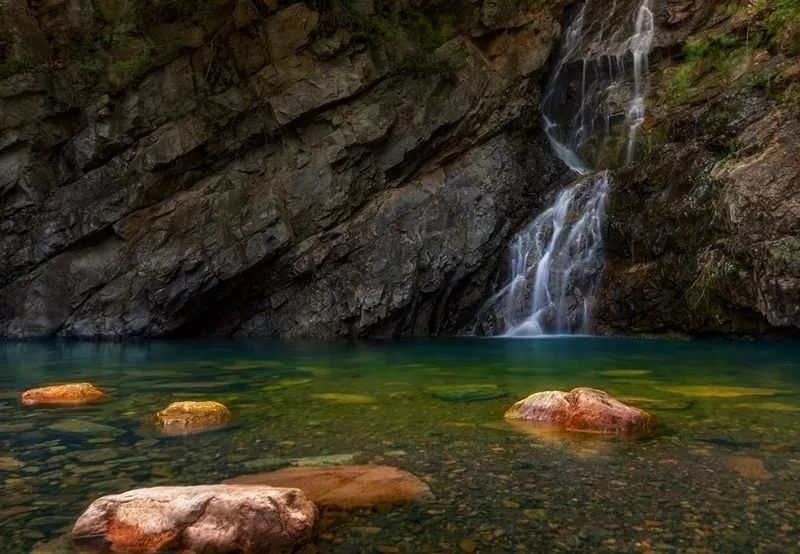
[2,337,799,552]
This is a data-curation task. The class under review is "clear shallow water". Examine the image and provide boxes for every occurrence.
[1,337,800,552]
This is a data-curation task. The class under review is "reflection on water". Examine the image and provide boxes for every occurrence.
[1,337,800,552]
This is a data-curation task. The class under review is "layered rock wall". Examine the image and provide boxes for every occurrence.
[0,0,569,338]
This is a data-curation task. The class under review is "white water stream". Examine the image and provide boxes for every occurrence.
[476,0,654,336]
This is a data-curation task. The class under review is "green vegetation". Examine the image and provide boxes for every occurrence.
[770,236,800,262]
[664,34,749,104]
[727,0,800,54]
[313,0,463,80]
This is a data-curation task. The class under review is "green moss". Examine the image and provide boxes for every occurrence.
[770,236,800,262]
[662,33,754,107]
[0,58,26,79]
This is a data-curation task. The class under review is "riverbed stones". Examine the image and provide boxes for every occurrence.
[71,485,317,552]
[153,401,231,435]
[225,465,433,509]
[505,387,651,435]
[20,383,108,407]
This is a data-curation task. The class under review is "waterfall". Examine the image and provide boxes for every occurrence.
[475,0,654,337]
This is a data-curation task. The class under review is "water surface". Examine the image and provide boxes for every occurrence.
[1,337,799,552]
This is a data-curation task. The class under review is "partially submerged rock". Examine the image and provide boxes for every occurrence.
[153,401,231,435]
[225,465,432,509]
[21,383,108,407]
[426,384,507,402]
[724,456,773,480]
[71,485,317,553]
[47,419,125,438]
[505,387,651,435]
[310,393,377,405]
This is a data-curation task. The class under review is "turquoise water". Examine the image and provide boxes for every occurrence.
[1,337,800,552]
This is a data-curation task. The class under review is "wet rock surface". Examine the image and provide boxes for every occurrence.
[153,401,231,435]
[505,387,652,435]
[595,3,800,338]
[225,464,433,509]
[21,383,108,407]
[71,485,317,553]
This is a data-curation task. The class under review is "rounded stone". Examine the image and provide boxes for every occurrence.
[21,383,108,407]
[505,387,651,435]
[153,401,231,436]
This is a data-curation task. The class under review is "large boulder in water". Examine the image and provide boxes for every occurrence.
[505,387,651,435]
[21,383,108,407]
[153,401,231,435]
[71,485,317,553]
[225,465,433,509]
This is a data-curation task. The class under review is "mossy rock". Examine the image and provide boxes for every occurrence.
[425,384,507,402]
[310,393,377,404]
[653,385,782,398]
[46,419,126,437]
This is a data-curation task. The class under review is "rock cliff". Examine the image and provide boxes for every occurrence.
[2,0,798,339]
[0,0,568,337]
[596,0,800,337]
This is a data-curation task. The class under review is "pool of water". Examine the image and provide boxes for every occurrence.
[1,337,799,552]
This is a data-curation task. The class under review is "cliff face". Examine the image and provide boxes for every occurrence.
[0,0,568,338]
[596,0,800,337]
[2,0,798,340]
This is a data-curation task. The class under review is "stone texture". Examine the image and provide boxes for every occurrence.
[225,465,433,509]
[0,1,567,339]
[154,401,231,435]
[71,485,317,553]
[505,387,651,435]
[20,383,108,407]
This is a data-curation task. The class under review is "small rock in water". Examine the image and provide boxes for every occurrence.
[21,383,108,407]
[653,385,781,398]
[0,456,24,471]
[225,464,432,509]
[310,393,378,404]
[292,453,360,467]
[505,387,651,435]
[46,419,125,437]
[426,385,507,402]
[153,401,231,436]
[724,456,773,480]
[459,538,478,553]
[72,485,317,553]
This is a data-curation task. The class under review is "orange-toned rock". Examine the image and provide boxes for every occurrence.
[154,401,231,435]
[21,383,108,407]
[225,465,433,509]
[71,485,317,553]
[505,387,651,435]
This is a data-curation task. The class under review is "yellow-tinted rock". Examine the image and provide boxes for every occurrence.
[653,385,781,398]
[20,383,108,407]
[732,401,800,412]
[598,369,651,377]
[153,401,231,436]
[310,393,377,404]
[724,456,773,480]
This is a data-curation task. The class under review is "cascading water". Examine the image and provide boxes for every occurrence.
[475,0,655,337]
